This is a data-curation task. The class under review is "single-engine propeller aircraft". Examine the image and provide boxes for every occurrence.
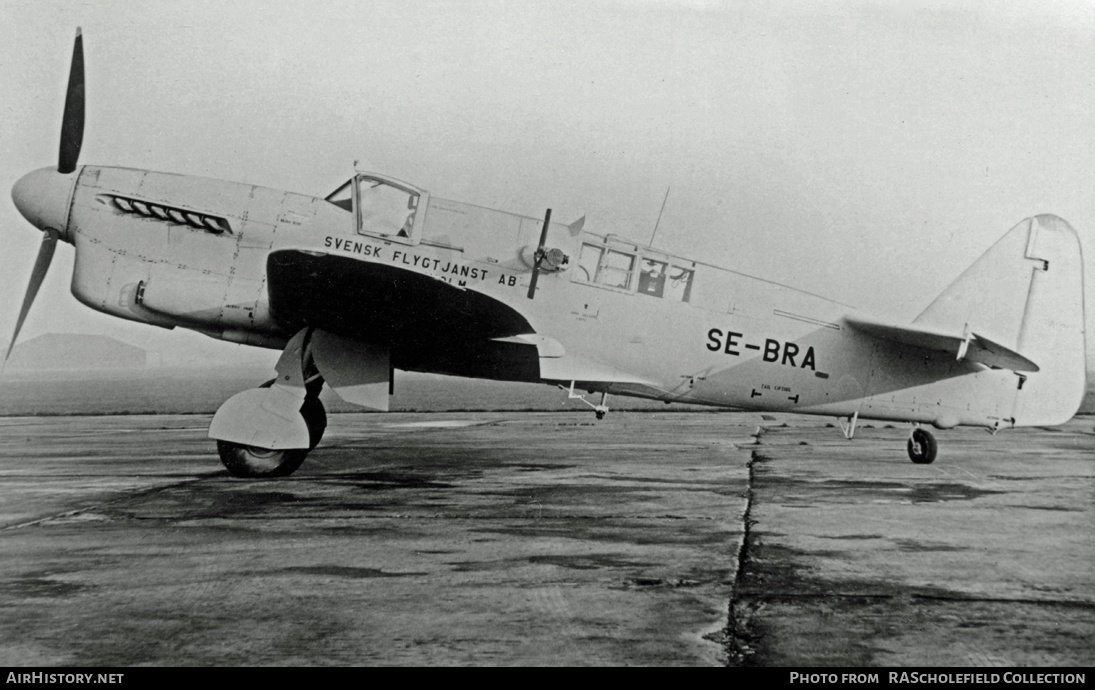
[8,31,1088,477]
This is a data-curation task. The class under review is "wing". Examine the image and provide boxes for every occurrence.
[266,250,656,392]
[491,333,661,395]
[267,249,540,380]
[843,314,1039,372]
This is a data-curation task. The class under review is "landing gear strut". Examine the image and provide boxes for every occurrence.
[301,395,327,450]
[907,427,938,464]
[559,382,609,419]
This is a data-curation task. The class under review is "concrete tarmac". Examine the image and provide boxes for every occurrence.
[0,411,1091,666]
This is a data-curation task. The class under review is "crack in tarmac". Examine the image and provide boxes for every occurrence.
[713,424,1095,666]
[723,429,764,666]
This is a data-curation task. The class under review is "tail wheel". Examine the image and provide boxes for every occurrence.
[217,441,308,478]
[907,428,938,464]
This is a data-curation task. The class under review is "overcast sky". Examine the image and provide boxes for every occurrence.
[2,0,1093,366]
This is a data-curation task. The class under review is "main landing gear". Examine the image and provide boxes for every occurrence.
[215,384,328,478]
[907,426,938,464]
[208,330,328,478]
[209,328,391,478]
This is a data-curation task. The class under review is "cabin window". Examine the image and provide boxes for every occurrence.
[357,177,419,239]
[576,242,647,292]
[667,265,694,302]
[577,243,603,282]
[599,249,635,289]
[326,175,427,244]
[325,181,353,211]
[638,258,667,298]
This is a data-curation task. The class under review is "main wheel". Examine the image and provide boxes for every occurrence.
[907,428,938,464]
[217,440,308,478]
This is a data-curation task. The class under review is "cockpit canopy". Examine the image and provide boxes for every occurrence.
[325,174,427,244]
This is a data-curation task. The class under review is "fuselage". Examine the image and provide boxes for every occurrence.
[15,164,1088,429]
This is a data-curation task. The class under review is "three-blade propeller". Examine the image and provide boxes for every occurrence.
[5,231,59,362]
[58,28,85,175]
[5,28,84,363]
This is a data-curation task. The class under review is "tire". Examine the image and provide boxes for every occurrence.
[217,440,308,478]
[907,428,938,464]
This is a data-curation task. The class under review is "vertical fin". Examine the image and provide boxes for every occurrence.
[915,215,1085,425]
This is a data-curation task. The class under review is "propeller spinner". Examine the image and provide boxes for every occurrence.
[7,28,84,362]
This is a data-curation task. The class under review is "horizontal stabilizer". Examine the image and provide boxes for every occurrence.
[843,314,1039,372]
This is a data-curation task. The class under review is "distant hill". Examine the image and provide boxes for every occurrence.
[3,333,148,371]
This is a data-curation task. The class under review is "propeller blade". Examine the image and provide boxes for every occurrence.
[526,208,552,299]
[58,28,85,174]
[5,230,59,362]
